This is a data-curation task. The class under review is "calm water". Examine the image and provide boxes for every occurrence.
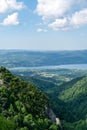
[10,64,87,70]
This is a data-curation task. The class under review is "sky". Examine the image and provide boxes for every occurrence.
[0,0,87,50]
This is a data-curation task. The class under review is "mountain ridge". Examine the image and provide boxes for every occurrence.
[0,66,60,130]
[1,50,87,68]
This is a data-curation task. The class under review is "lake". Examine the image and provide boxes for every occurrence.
[10,64,87,70]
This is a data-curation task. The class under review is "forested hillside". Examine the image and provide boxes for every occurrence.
[20,72,87,130]
[0,67,60,130]
[47,77,87,130]
[1,66,87,130]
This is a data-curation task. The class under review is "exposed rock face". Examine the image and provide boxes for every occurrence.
[0,73,3,85]
[45,107,56,123]
[56,118,61,126]
[45,106,61,126]
[0,79,3,85]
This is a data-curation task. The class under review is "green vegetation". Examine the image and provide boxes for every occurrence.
[59,77,87,102]
[62,119,87,130]
[15,69,87,130]
[0,63,87,130]
[50,76,87,129]
[12,68,87,92]
[0,115,15,130]
[0,67,59,130]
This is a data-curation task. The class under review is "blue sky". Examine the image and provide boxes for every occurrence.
[0,0,87,50]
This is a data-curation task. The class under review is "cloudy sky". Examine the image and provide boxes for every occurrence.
[0,0,87,50]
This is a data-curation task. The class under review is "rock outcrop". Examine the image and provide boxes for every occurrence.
[45,106,61,127]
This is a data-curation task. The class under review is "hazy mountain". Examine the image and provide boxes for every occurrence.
[0,50,87,68]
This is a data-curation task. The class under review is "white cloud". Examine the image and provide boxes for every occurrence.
[37,28,48,32]
[0,0,24,13]
[48,9,87,30]
[1,12,19,26]
[71,9,87,28]
[37,28,43,32]
[48,18,69,30]
[36,0,75,20]
[36,0,87,30]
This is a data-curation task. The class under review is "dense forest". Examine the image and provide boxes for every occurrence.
[0,67,60,130]
[17,70,87,130]
[50,76,87,130]
[0,65,87,129]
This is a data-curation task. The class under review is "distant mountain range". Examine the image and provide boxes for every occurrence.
[0,50,87,68]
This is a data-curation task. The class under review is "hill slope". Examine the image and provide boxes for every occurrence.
[21,73,87,130]
[50,76,87,130]
[0,67,60,130]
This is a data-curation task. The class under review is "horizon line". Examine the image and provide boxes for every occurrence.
[0,49,87,52]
